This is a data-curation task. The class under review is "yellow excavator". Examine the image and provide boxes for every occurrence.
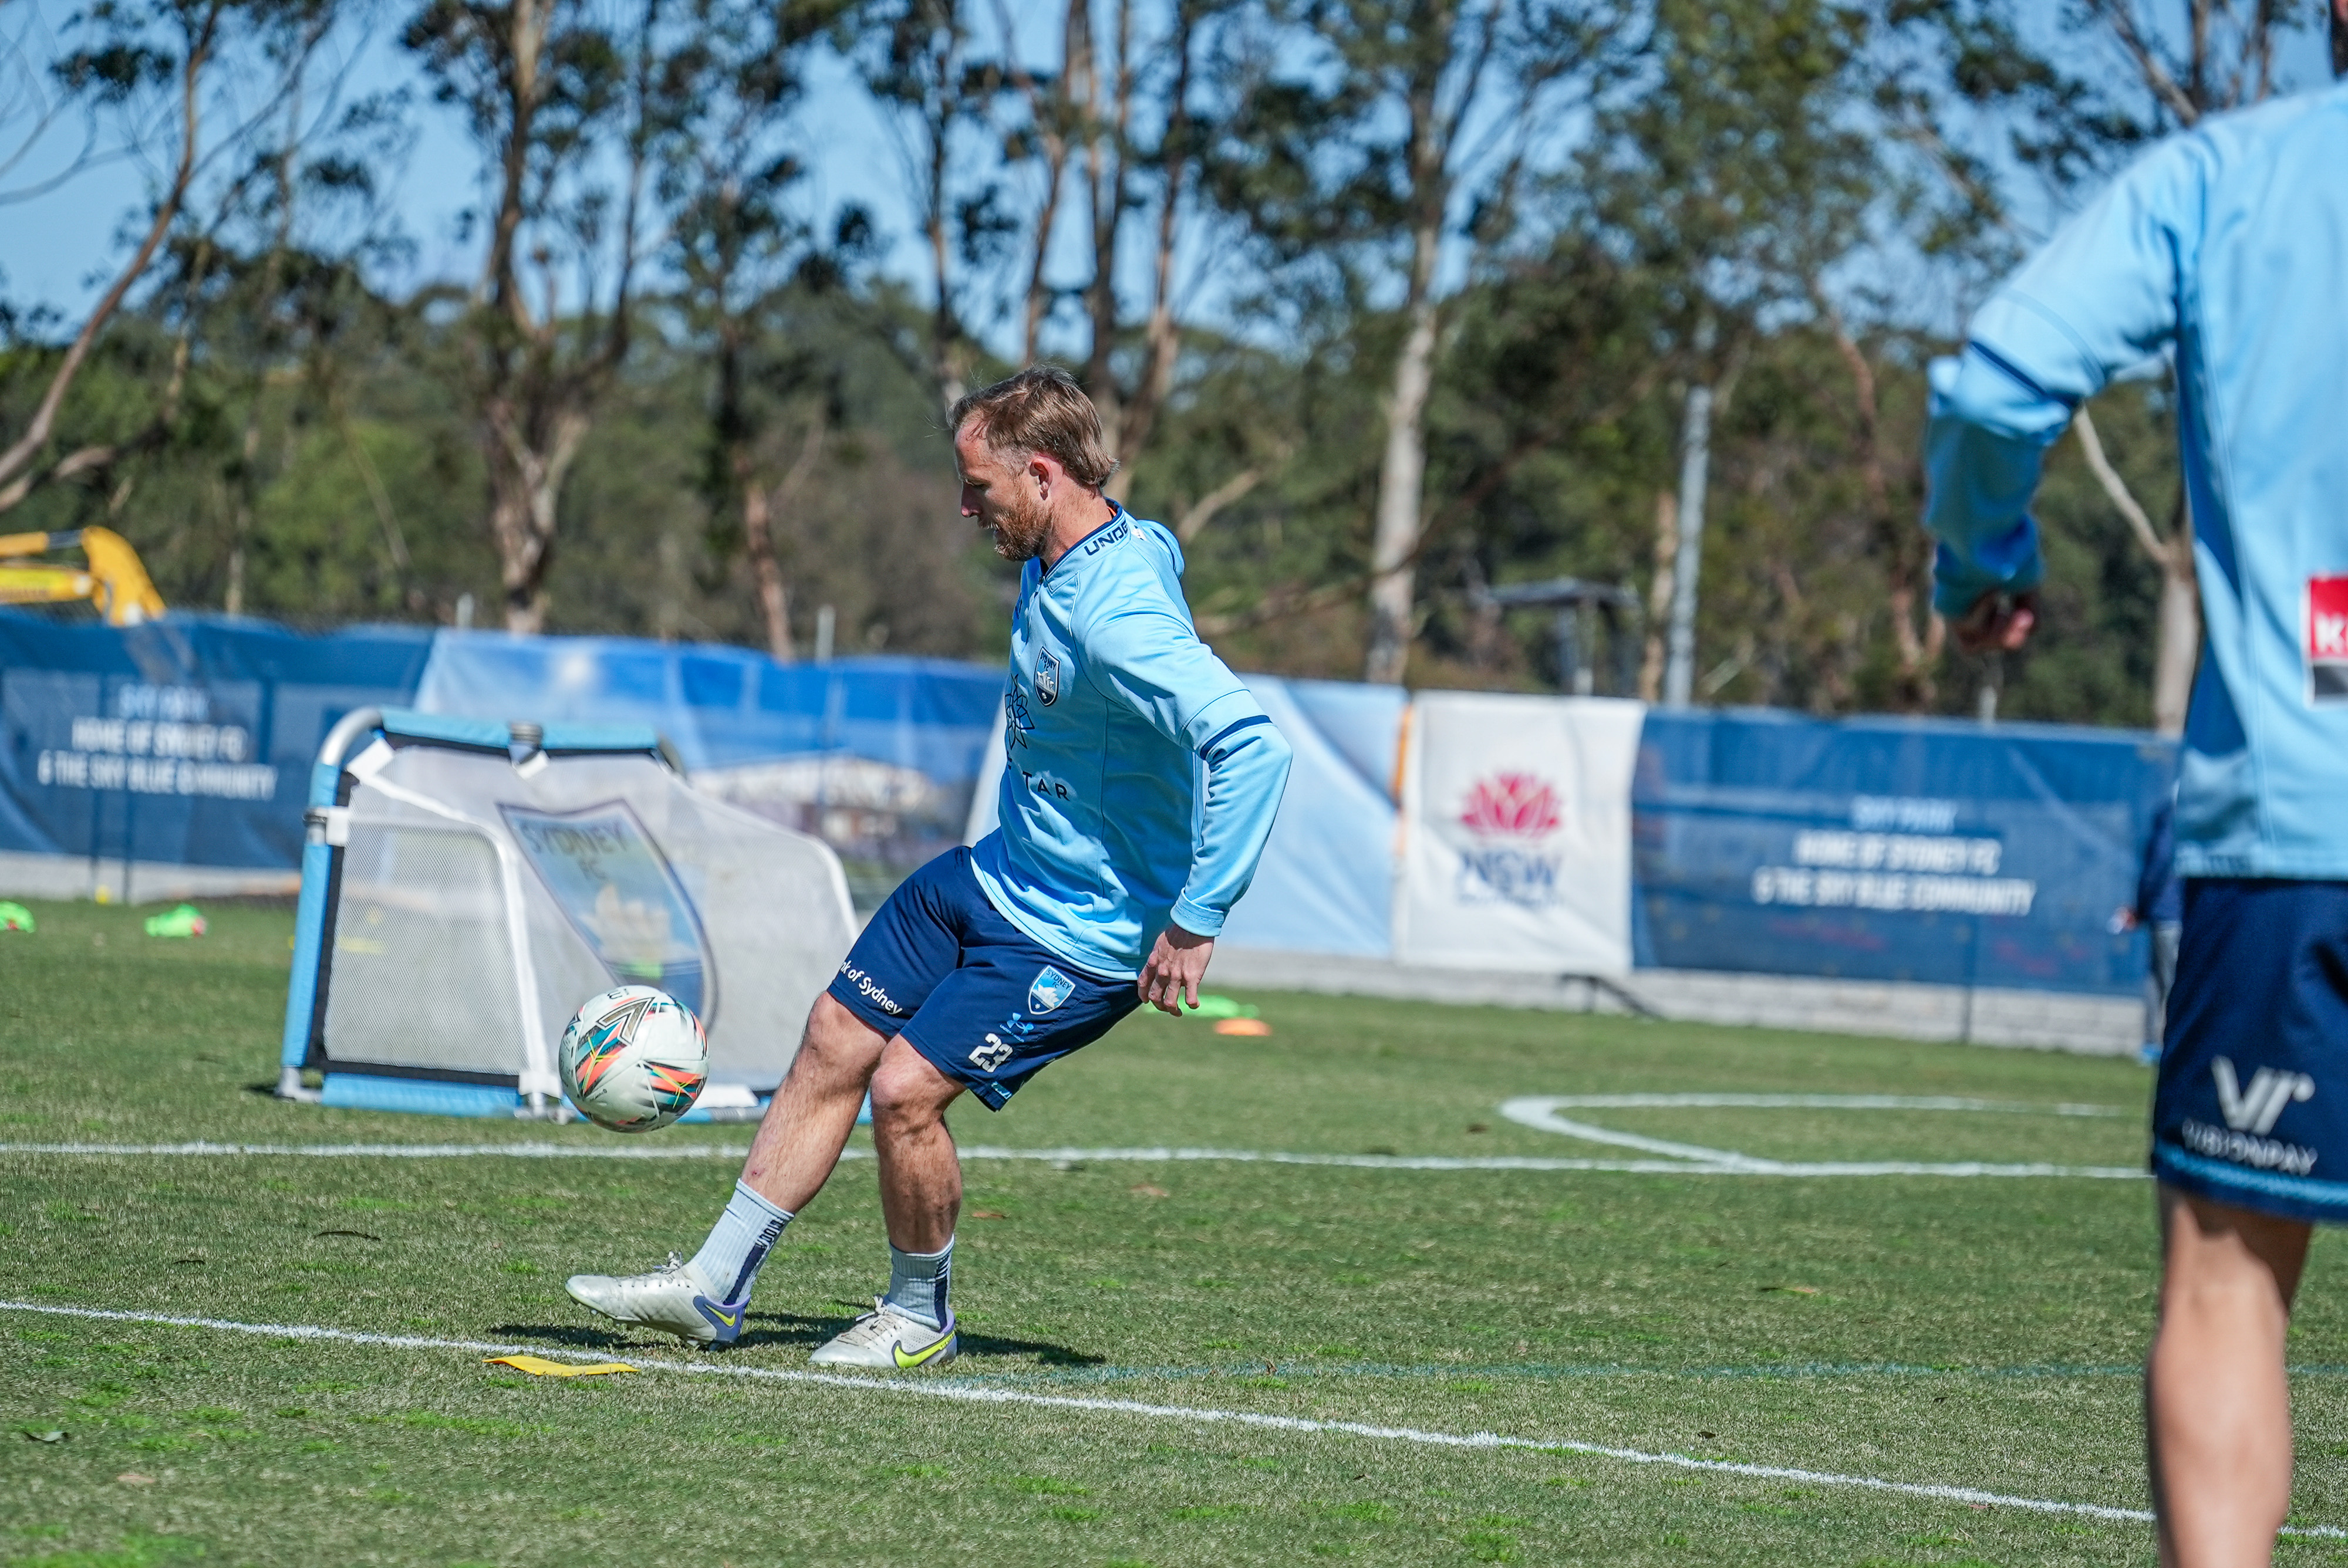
[0,527,166,625]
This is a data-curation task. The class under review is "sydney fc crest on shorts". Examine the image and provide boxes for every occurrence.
[2309,575,2348,703]
[1035,650,1062,705]
[1027,965,1075,1014]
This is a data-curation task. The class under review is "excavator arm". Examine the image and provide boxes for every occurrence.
[0,528,166,626]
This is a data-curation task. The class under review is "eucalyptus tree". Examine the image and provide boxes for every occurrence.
[991,0,1246,485]
[0,0,346,520]
[846,0,1017,415]
[404,0,658,631]
[1207,0,1628,685]
[1587,0,1900,705]
[660,0,845,658]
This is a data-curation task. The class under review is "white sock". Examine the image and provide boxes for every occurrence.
[689,1181,792,1303]
[883,1239,953,1330]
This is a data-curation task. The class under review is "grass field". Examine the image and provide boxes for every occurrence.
[7,898,2348,1566]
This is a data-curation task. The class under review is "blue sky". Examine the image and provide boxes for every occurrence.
[1,4,2334,345]
[0,7,916,316]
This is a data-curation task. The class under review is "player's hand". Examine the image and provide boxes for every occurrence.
[1952,589,2039,654]
[1138,924,1215,1016]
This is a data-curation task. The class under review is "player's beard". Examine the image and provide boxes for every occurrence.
[987,489,1052,562]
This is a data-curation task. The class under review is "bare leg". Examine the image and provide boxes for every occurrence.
[867,1038,965,1253]
[736,993,889,1215]
[2148,1184,2311,1567]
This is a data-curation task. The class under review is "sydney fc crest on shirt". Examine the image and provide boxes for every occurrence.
[1027,965,1076,1014]
[1035,650,1062,705]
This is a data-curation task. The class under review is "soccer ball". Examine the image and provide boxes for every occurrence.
[558,985,709,1133]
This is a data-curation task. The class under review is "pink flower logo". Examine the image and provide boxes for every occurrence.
[1458,773,1561,838]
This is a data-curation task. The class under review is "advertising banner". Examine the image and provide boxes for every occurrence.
[1394,692,1644,974]
[1632,709,2176,996]
[0,613,433,873]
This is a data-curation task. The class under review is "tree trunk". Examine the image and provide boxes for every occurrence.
[224,411,262,616]
[2074,406,2198,736]
[1661,379,1714,707]
[1079,0,1131,462]
[1814,294,1939,710]
[2153,522,2199,737]
[740,414,824,663]
[1362,269,1440,686]
[1639,489,1677,702]
[1114,0,1194,471]
[1010,0,1079,366]
[487,405,588,633]
[925,56,968,417]
[739,471,791,661]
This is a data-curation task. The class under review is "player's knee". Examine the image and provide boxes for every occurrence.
[868,1053,953,1131]
[792,995,885,1090]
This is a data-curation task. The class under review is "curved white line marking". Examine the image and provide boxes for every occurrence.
[1499,1095,2141,1180]
[6,1299,2320,1536]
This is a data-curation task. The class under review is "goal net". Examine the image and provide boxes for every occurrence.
[276,708,855,1118]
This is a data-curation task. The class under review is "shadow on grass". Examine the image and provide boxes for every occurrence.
[483,1312,1104,1366]
[487,1322,640,1351]
[746,1310,1106,1365]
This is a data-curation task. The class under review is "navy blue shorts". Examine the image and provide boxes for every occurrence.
[2153,878,2348,1224]
[826,847,1140,1110]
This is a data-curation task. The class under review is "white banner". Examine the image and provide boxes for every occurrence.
[1394,692,1644,974]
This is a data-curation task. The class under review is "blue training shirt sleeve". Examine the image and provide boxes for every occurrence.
[1080,592,1294,940]
[1924,136,2201,615]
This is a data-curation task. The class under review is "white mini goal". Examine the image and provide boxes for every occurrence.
[275,708,855,1118]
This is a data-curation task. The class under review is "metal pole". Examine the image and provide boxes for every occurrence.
[1662,379,1715,709]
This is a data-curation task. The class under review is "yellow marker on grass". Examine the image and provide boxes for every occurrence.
[483,1355,636,1378]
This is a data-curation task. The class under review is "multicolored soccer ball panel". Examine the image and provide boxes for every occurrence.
[558,984,709,1133]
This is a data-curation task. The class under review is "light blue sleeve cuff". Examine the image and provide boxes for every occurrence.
[1169,897,1227,937]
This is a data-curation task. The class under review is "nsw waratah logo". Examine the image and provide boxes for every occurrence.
[1458,773,1562,838]
[1452,772,1564,907]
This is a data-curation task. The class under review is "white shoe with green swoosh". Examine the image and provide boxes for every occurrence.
[808,1299,959,1370]
[564,1253,747,1348]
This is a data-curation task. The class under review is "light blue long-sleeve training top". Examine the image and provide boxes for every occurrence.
[1923,80,2348,880]
[970,506,1294,978]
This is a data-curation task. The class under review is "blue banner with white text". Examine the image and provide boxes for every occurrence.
[0,613,435,871]
[1630,709,2178,996]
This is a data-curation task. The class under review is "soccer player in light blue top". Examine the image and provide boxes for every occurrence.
[1922,15,2348,1560]
[567,366,1293,1370]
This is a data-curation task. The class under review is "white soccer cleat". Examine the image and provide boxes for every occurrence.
[807,1298,959,1370]
[564,1253,747,1348]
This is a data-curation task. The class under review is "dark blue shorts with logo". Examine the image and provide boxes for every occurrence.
[2153,877,2348,1224]
[826,847,1140,1110]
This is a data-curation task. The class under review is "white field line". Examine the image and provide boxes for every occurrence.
[0,1094,2147,1179]
[1497,1095,2143,1178]
[1534,1094,2126,1118]
[0,1139,2144,1178]
[6,1298,2312,1536]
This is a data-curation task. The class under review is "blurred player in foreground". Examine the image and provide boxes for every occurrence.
[565,366,1292,1368]
[1924,11,2348,1562]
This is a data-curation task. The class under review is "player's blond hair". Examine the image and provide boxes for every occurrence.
[950,366,1119,489]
